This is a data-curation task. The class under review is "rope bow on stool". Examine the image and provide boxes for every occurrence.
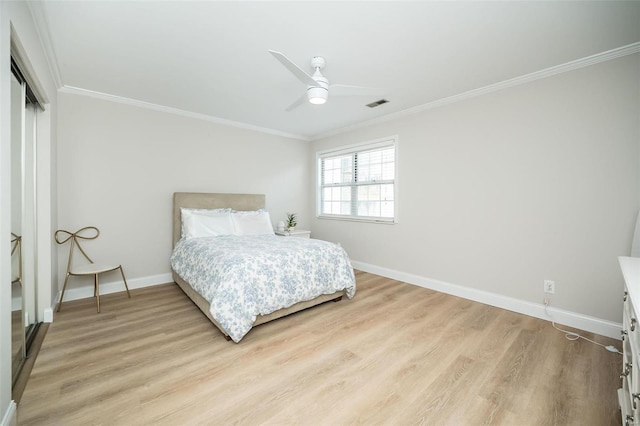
[55,226,130,313]
[55,226,100,266]
[11,233,22,286]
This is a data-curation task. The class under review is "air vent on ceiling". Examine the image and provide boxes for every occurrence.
[366,99,389,108]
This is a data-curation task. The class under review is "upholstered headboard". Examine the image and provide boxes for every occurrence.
[172,192,266,246]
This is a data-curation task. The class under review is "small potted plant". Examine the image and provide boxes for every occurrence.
[286,213,297,232]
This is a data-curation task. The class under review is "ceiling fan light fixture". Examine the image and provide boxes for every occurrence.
[307,86,328,105]
[269,50,385,111]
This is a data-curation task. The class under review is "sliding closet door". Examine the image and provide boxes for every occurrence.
[10,70,25,384]
[10,58,41,388]
[22,101,37,345]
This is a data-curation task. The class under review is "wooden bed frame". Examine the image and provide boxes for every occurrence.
[172,192,345,341]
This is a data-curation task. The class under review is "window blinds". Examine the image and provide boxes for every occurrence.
[318,138,396,222]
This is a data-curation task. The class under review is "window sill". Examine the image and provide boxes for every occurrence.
[317,215,396,225]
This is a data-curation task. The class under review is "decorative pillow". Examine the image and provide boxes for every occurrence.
[231,210,274,236]
[181,208,234,239]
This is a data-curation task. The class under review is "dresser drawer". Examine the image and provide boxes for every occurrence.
[625,290,639,341]
[620,383,635,426]
[618,257,640,425]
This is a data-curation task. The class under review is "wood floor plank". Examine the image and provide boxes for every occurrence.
[17,272,622,425]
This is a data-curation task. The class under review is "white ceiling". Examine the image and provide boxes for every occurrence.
[34,1,640,140]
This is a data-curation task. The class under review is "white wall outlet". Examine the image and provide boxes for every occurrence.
[544,280,555,294]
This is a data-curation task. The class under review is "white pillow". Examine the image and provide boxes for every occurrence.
[181,208,234,239]
[181,207,231,215]
[180,208,231,235]
[231,210,274,236]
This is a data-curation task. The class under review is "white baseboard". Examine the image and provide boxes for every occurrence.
[1,401,17,426]
[54,272,174,307]
[351,261,622,340]
[43,307,53,323]
[50,263,622,340]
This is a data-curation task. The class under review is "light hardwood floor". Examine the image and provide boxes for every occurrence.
[18,271,622,425]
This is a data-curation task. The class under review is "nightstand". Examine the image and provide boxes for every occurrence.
[275,229,311,238]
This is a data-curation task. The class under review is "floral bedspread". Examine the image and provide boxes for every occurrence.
[170,235,356,342]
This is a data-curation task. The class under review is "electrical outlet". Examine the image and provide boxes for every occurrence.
[544,280,555,294]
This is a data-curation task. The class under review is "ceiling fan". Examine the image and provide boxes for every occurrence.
[269,50,386,111]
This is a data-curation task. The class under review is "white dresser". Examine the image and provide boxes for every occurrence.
[619,256,640,425]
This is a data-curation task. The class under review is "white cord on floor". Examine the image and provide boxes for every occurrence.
[543,294,622,355]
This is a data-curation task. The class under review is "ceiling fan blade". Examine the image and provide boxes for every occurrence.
[269,50,318,87]
[330,84,387,98]
[285,94,308,112]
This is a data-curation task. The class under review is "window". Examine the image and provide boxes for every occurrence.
[317,137,397,223]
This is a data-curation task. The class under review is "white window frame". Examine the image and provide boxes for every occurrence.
[316,135,398,224]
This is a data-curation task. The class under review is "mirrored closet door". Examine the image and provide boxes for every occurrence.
[10,69,25,383]
[11,57,41,387]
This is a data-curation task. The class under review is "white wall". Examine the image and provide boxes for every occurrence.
[56,92,310,294]
[310,53,640,328]
[1,2,58,424]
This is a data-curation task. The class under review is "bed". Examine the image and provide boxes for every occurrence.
[171,192,356,342]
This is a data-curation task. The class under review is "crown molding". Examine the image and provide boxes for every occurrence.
[40,21,639,144]
[311,42,640,141]
[59,86,310,141]
[27,1,63,89]
[28,1,308,140]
